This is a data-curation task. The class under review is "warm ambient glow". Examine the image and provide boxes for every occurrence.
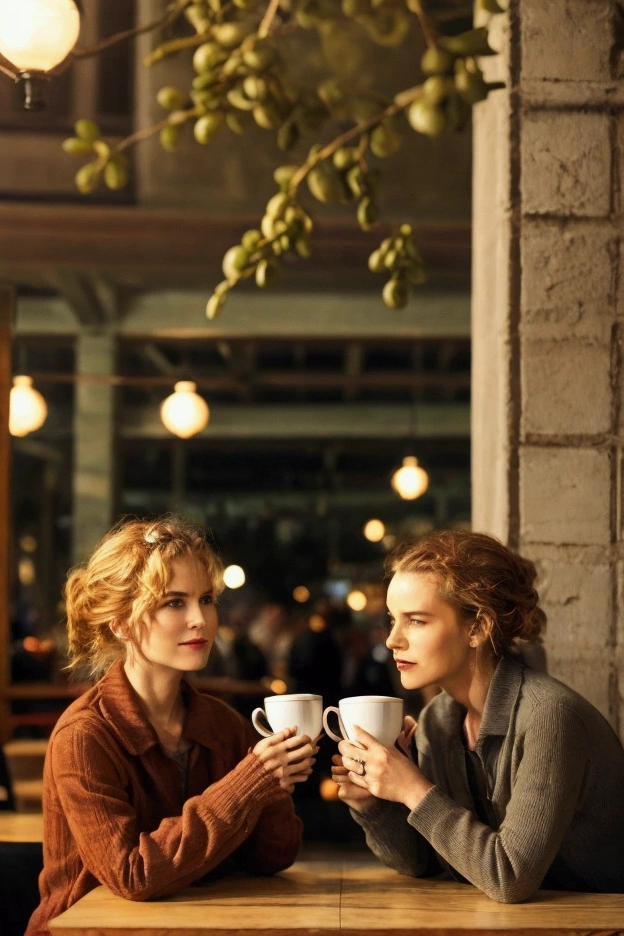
[309,614,327,632]
[391,455,429,500]
[223,564,245,589]
[269,678,288,695]
[160,381,209,438]
[346,589,367,612]
[293,585,310,603]
[0,0,81,72]
[9,375,48,437]
[319,777,340,801]
[363,518,385,542]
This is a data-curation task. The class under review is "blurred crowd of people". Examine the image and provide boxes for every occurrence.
[198,596,428,719]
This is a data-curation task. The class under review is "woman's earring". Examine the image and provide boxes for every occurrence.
[110,621,126,641]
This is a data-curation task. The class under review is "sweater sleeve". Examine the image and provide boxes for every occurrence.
[407,701,590,903]
[48,717,291,900]
[348,800,441,878]
[234,796,302,875]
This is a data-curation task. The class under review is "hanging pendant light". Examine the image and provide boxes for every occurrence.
[160,381,209,439]
[0,0,82,109]
[391,455,429,501]
[9,375,48,437]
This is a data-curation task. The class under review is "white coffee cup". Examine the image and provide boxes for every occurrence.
[252,693,323,740]
[323,695,404,748]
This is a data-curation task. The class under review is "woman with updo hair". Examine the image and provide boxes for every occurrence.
[332,530,624,902]
[27,516,316,936]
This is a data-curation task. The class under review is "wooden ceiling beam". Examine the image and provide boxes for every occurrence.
[0,202,471,289]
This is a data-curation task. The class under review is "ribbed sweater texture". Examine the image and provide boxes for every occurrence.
[352,657,624,902]
[25,662,302,935]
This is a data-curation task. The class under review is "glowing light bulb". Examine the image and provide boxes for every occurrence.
[9,375,48,437]
[0,0,80,72]
[391,456,429,500]
[160,381,209,438]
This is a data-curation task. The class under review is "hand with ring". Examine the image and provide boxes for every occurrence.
[334,726,434,812]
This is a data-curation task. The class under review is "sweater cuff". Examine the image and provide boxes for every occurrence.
[230,751,285,806]
[406,784,447,835]
[197,751,284,827]
[350,798,399,827]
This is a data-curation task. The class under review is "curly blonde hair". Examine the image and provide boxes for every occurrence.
[64,515,224,679]
[388,530,546,658]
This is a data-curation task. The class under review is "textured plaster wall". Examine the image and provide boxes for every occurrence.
[472,0,624,737]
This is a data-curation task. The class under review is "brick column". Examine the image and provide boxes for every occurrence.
[472,0,623,737]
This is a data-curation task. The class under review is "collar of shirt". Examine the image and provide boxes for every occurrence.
[477,655,524,740]
[95,661,226,756]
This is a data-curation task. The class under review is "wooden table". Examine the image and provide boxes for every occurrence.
[0,811,43,842]
[49,854,624,936]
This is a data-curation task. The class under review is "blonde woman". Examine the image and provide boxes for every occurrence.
[27,516,315,936]
[332,530,624,902]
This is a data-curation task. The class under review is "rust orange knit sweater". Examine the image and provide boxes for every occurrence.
[26,662,302,936]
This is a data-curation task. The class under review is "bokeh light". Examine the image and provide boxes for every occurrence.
[223,564,245,589]
[346,589,367,612]
[293,585,310,603]
[319,777,340,801]
[363,518,385,542]
[309,614,327,632]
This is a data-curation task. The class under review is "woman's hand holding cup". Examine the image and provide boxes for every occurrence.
[254,726,318,793]
[330,751,377,812]
[251,694,323,793]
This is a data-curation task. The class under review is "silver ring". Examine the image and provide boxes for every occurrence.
[353,757,366,776]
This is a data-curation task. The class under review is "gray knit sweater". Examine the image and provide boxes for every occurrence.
[351,657,624,902]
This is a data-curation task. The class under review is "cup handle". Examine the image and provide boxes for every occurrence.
[251,708,273,738]
[322,706,346,743]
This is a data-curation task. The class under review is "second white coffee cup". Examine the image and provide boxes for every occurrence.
[323,695,404,748]
[252,693,323,740]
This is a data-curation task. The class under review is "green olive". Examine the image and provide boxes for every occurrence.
[156,86,187,111]
[420,45,455,77]
[62,137,94,156]
[104,155,129,191]
[383,276,409,309]
[159,125,181,151]
[407,98,447,137]
[206,292,226,320]
[255,259,280,288]
[307,164,345,204]
[75,162,101,194]
[222,245,249,279]
[193,43,225,74]
[74,118,100,142]
[370,120,402,158]
[193,112,225,144]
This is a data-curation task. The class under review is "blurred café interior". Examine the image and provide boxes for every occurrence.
[0,0,621,839]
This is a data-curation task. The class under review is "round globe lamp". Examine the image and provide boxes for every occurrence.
[0,0,82,109]
[160,381,209,439]
[391,455,429,501]
[9,375,48,437]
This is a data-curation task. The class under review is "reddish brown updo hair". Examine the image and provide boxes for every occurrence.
[388,530,546,658]
[64,515,223,679]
